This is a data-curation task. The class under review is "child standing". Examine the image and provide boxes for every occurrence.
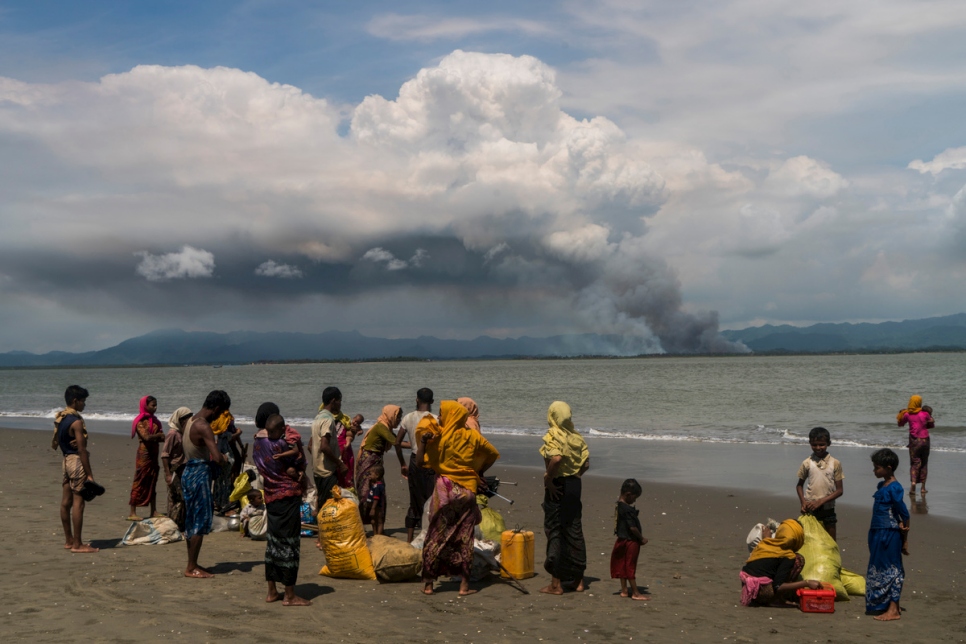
[866,448,910,621]
[796,427,844,540]
[610,478,648,600]
[366,463,387,536]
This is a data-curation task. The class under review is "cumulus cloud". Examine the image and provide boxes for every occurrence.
[764,156,848,199]
[134,246,215,282]
[909,146,966,175]
[362,247,428,271]
[254,260,303,279]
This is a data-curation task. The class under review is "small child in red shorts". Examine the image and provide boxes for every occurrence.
[611,478,649,600]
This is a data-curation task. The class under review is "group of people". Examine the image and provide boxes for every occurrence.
[741,393,935,622]
[55,383,647,604]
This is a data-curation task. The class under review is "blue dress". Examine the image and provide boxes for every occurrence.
[866,480,909,613]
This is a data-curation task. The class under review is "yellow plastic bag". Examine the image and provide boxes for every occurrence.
[317,485,376,580]
[476,495,506,542]
[796,514,848,601]
[840,568,866,596]
[229,473,253,512]
[368,535,422,582]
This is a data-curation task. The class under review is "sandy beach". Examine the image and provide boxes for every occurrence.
[1,427,964,643]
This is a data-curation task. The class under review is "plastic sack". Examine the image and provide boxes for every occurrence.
[121,517,184,546]
[247,512,268,540]
[317,485,376,580]
[796,514,848,601]
[840,568,866,596]
[229,472,253,509]
[368,535,422,582]
[476,495,506,542]
[410,499,432,550]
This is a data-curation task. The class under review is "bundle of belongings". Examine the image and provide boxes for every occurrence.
[409,496,506,582]
[796,514,865,600]
[317,486,376,580]
[122,517,184,546]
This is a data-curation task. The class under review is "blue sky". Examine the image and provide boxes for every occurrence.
[2,1,966,352]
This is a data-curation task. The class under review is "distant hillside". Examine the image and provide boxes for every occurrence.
[720,313,966,353]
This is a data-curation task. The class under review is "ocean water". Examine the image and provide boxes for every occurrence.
[3,353,964,519]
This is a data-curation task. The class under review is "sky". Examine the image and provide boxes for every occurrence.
[1,0,966,353]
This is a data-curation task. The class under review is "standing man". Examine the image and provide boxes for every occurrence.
[161,406,192,530]
[182,390,229,578]
[394,387,436,543]
[56,385,98,553]
[311,386,347,508]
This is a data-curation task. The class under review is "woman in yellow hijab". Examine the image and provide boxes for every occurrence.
[897,394,934,495]
[416,401,500,596]
[740,519,820,605]
[539,401,590,595]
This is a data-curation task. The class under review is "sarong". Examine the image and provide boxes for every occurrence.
[908,437,929,485]
[743,555,804,605]
[62,454,86,493]
[129,442,160,507]
[355,450,384,526]
[166,469,185,530]
[265,495,301,587]
[421,476,481,581]
[542,476,586,581]
[182,459,214,540]
[406,452,437,530]
[866,528,904,613]
[610,538,641,579]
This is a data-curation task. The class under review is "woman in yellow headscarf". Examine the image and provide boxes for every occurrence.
[416,400,500,596]
[355,405,402,535]
[539,401,590,595]
[740,519,820,606]
[897,395,934,495]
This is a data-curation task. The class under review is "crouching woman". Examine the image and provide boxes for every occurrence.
[740,519,821,606]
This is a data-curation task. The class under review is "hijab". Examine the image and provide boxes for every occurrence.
[168,407,193,434]
[131,395,162,438]
[538,400,590,472]
[746,519,804,563]
[897,395,923,423]
[458,397,481,432]
[375,405,403,430]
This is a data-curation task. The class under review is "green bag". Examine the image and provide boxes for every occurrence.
[477,494,506,542]
[840,567,866,596]
[796,514,848,601]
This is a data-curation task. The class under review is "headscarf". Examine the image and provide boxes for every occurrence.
[375,405,403,430]
[131,395,162,439]
[458,397,481,432]
[897,395,923,423]
[210,410,234,436]
[51,407,87,450]
[745,519,804,563]
[538,401,589,476]
[416,400,499,492]
[168,407,193,434]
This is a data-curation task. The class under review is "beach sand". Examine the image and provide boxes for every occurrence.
[1,427,963,643]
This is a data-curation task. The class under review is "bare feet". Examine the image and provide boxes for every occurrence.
[64,543,73,550]
[283,595,312,606]
[619,591,629,598]
[631,593,650,601]
[575,579,586,592]
[458,589,479,596]
[184,568,214,578]
[266,590,282,603]
[539,584,564,595]
[909,487,916,496]
[126,515,140,521]
[422,583,435,595]
[921,487,928,495]
[874,611,901,621]
[70,544,99,554]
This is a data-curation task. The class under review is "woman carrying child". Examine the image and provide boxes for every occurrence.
[897,395,934,496]
[128,395,165,521]
[740,519,821,606]
[254,412,310,606]
[539,401,590,595]
[355,405,402,527]
[416,400,500,595]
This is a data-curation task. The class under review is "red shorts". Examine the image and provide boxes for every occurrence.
[610,538,640,579]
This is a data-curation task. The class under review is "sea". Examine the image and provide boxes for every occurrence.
[2,353,964,520]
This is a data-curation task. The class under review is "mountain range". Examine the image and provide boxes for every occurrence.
[1,313,964,367]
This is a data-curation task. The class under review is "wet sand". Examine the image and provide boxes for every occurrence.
[1,427,964,643]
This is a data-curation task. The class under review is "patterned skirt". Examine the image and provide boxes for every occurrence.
[908,437,930,485]
[181,459,214,540]
[866,528,904,613]
[265,495,301,587]
[421,476,481,581]
[542,476,587,581]
[355,450,384,526]
[129,442,160,507]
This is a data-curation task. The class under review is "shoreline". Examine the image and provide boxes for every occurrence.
[2,427,963,642]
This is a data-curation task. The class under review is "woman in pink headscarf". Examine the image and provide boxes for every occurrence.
[355,405,403,534]
[458,397,481,433]
[128,395,165,520]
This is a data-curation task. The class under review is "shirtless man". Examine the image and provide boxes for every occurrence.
[182,390,229,578]
[56,385,98,553]
[394,387,436,543]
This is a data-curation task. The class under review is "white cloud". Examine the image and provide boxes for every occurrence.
[367,13,552,42]
[909,146,966,175]
[765,156,848,199]
[254,260,303,279]
[134,246,215,281]
[361,247,428,271]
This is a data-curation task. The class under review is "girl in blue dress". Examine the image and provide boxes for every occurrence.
[866,448,910,621]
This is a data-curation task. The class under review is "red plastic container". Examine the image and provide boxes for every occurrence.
[796,583,836,613]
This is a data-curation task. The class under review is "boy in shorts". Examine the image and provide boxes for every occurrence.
[796,426,844,540]
[56,385,98,553]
